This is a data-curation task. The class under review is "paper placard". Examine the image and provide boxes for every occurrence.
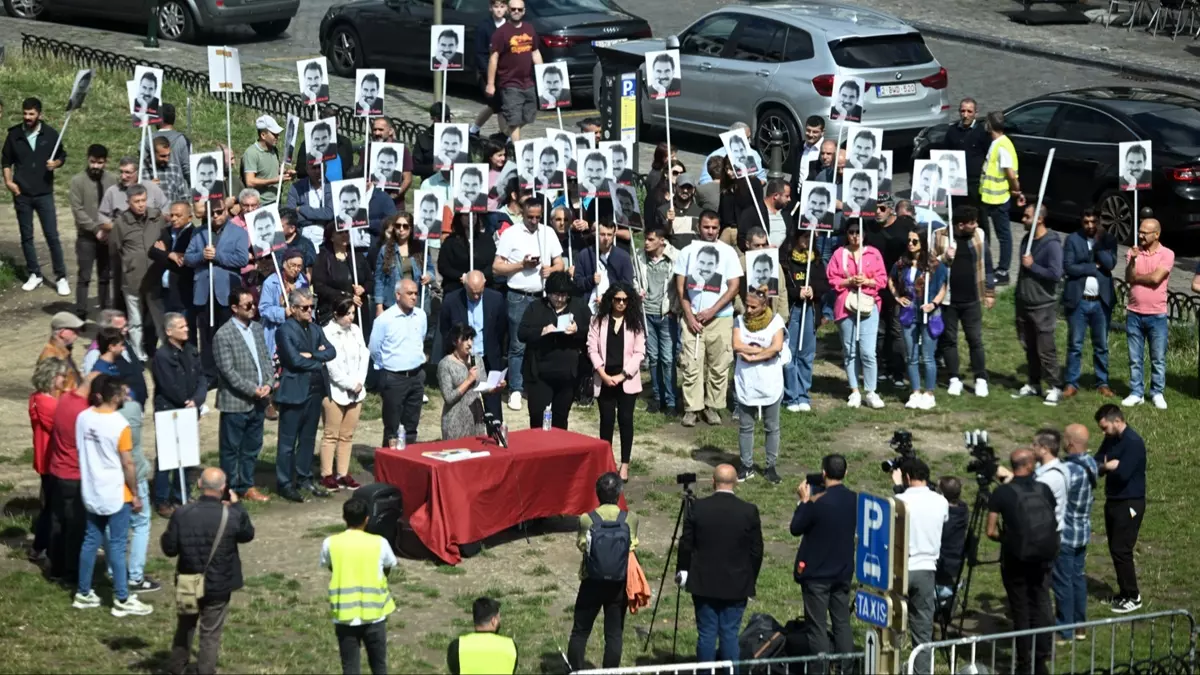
[154,408,201,471]
[473,368,507,392]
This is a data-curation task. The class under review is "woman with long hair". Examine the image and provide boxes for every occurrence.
[888,230,947,410]
[313,221,371,326]
[438,212,498,297]
[732,286,787,483]
[374,212,431,316]
[586,283,646,481]
[517,271,591,430]
[438,322,506,440]
[29,357,69,560]
[826,221,888,409]
[645,141,672,195]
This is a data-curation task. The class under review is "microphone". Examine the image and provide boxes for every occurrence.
[483,411,508,448]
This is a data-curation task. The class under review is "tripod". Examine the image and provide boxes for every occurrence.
[939,478,1000,638]
[642,483,695,660]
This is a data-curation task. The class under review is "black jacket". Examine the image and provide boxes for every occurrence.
[677,491,763,600]
[438,232,498,296]
[161,496,255,599]
[943,121,990,182]
[147,224,196,312]
[516,297,591,383]
[276,318,336,405]
[789,483,857,584]
[313,248,373,326]
[936,502,969,587]
[440,287,508,373]
[780,237,830,307]
[151,341,207,412]
[413,130,436,179]
[116,348,149,408]
[1,122,67,196]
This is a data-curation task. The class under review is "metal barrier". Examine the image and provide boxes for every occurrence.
[1112,278,1199,324]
[574,651,869,674]
[905,609,1196,674]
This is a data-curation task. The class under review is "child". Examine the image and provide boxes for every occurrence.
[936,476,969,607]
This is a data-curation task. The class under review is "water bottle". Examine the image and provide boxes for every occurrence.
[397,424,406,450]
[541,406,552,431]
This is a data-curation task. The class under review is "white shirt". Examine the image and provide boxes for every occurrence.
[673,239,742,317]
[325,321,370,405]
[985,139,1014,176]
[1035,459,1069,532]
[496,223,564,292]
[767,211,786,247]
[76,408,133,516]
[1083,240,1100,297]
[895,485,948,572]
[733,314,786,406]
[320,532,397,625]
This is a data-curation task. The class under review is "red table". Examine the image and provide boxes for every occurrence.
[374,428,619,564]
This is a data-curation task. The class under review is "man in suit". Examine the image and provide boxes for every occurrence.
[336,185,368,229]
[440,271,508,419]
[1120,144,1151,190]
[574,220,633,297]
[538,65,571,108]
[676,464,763,662]
[1062,208,1117,399]
[648,52,680,99]
[213,288,275,502]
[356,73,384,117]
[432,29,465,70]
[146,201,196,344]
[301,61,330,105]
[455,167,488,212]
[790,454,857,674]
[275,287,336,503]
[830,79,863,122]
[848,130,879,171]
[184,200,249,388]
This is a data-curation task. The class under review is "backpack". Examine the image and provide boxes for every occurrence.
[738,613,787,672]
[1009,481,1059,563]
[585,510,630,581]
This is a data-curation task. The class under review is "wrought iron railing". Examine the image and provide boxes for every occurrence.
[1113,278,1199,323]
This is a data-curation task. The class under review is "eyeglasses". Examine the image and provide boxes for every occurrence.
[237,301,255,310]
[907,238,921,244]
[613,296,628,304]
[296,304,313,311]
[509,5,525,11]
[671,170,683,176]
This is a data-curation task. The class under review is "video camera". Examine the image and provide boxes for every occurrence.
[964,429,998,485]
[880,429,915,473]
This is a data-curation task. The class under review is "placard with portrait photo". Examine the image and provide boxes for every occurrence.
[413,189,445,241]
[844,124,883,171]
[282,114,300,166]
[911,159,948,209]
[296,57,330,106]
[533,139,564,190]
[720,129,760,179]
[576,147,613,200]
[613,183,641,228]
[451,163,490,214]
[131,65,164,124]
[797,181,836,231]
[304,117,339,165]
[331,179,369,230]
[679,242,738,313]
[842,169,878,218]
[369,143,405,190]
[207,46,243,94]
[878,150,894,201]
[745,248,780,297]
[515,139,537,189]
[829,75,865,123]
[189,151,226,203]
[535,62,571,110]
[430,25,466,71]
[355,69,386,117]
[1118,140,1152,191]
[915,206,948,233]
[433,123,470,171]
[930,149,969,197]
[600,140,635,186]
[66,69,94,112]
[126,80,145,128]
[548,129,576,179]
[248,205,283,258]
[644,49,681,100]
[491,161,518,203]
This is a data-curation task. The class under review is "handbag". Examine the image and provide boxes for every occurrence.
[927,310,945,339]
[841,249,874,317]
[175,505,228,616]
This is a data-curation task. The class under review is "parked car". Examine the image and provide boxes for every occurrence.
[319,0,651,94]
[4,0,298,42]
[914,87,1200,244]
[593,2,950,169]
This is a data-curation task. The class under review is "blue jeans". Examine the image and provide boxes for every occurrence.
[837,310,879,392]
[107,480,150,584]
[1053,544,1088,640]
[902,319,938,391]
[506,292,537,393]
[79,503,132,600]
[1126,312,1167,398]
[14,192,67,280]
[693,596,746,662]
[218,405,266,495]
[645,313,677,408]
[784,303,816,405]
[276,393,323,490]
[1065,299,1110,389]
[984,202,1011,279]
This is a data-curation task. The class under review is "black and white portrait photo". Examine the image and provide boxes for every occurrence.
[745,248,780,297]
[430,25,465,71]
[931,149,969,197]
[644,49,682,100]
[576,147,613,200]
[549,130,576,178]
[535,63,572,110]
[911,159,948,208]
[798,181,836,231]
[189,152,226,203]
[515,139,536,189]
[370,143,405,189]
[66,69,94,112]
[249,206,283,258]
[332,179,369,230]
[355,69,386,117]
[720,129,759,180]
[207,45,243,94]
[878,150,893,201]
[297,57,330,106]
[1119,140,1152,191]
[601,140,635,185]
[132,65,163,124]
[613,184,641,227]
[452,163,489,214]
[684,244,730,297]
[846,125,883,171]
[842,169,878,218]
[414,189,444,241]
[829,75,864,123]
[534,139,564,190]
[433,123,471,171]
[282,114,299,166]
[304,117,339,165]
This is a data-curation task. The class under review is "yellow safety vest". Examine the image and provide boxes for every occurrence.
[457,632,518,675]
[980,134,1019,205]
[327,529,395,624]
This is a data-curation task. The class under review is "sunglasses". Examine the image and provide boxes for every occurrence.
[613,296,629,304]
[237,301,255,310]
[296,304,313,311]
[671,170,683,176]
[509,5,525,11]
[397,222,412,229]
[907,238,921,244]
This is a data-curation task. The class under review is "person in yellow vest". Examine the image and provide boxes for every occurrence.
[320,498,396,675]
[979,110,1025,287]
[447,597,518,675]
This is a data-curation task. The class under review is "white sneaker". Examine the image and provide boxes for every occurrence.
[905,392,923,409]
[1044,387,1062,406]
[21,274,43,291]
[508,391,522,411]
[1012,384,1040,399]
[919,393,936,410]
[946,378,963,397]
[864,392,885,409]
[785,403,804,413]
[794,402,811,412]
[55,277,70,296]
[1121,394,1144,407]
[974,378,989,397]
[112,594,153,617]
[847,391,862,408]
[422,394,430,404]
[1151,393,1168,410]
[72,590,101,609]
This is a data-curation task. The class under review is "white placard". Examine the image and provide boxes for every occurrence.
[720,129,759,179]
[451,163,490,214]
[644,49,681,100]
[248,205,284,258]
[745,248,780,297]
[355,69,386,117]
[1118,140,1152,191]
[430,24,466,71]
[878,150,894,200]
[535,62,571,110]
[282,114,300,166]
[576,146,613,200]
[414,189,444,241]
[154,408,201,472]
[433,123,470,171]
[66,69,94,112]
[515,140,537,189]
[370,142,405,190]
[930,149,969,197]
[830,75,864,122]
[798,181,836,230]
[600,140,635,186]
[297,57,330,106]
[534,138,565,189]
[332,178,369,230]
[842,169,878,218]
[132,65,164,123]
[207,46,243,93]
[845,124,883,171]
[304,117,339,165]
[189,151,226,203]
[911,159,948,209]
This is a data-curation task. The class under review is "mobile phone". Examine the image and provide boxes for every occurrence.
[805,472,826,495]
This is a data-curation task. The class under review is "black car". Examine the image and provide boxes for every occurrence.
[319,0,651,94]
[914,87,1200,244]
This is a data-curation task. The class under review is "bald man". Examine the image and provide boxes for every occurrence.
[1053,424,1100,641]
[987,448,1057,675]
[1123,217,1173,409]
[1014,202,1064,405]
[676,464,763,662]
[440,269,508,420]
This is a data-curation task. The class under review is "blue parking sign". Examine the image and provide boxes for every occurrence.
[620,73,636,98]
[856,493,893,591]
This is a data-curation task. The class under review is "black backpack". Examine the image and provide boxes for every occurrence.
[585,510,630,581]
[1009,480,1059,563]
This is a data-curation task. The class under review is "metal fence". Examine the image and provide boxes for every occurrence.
[1112,278,1199,324]
[574,651,869,674]
[906,610,1196,674]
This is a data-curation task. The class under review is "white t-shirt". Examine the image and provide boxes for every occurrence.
[76,408,134,516]
[1083,240,1100,297]
[673,239,742,317]
[733,313,785,406]
[767,211,787,247]
[895,485,949,572]
[496,223,564,292]
[1035,459,1069,532]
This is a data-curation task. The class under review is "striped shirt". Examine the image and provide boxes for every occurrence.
[1061,453,1099,548]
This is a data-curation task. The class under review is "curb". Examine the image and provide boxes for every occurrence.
[910,21,1200,91]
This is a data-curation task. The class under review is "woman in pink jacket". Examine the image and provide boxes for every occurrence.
[826,221,888,409]
[587,283,646,481]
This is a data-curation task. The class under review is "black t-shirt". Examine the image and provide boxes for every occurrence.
[949,233,979,304]
[605,318,624,376]
[988,475,1056,561]
[864,217,912,273]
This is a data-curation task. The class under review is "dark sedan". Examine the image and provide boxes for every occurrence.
[914,87,1200,244]
[319,0,651,94]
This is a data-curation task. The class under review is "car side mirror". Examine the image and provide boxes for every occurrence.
[666,35,680,49]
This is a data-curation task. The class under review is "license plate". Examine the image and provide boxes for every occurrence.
[592,38,628,48]
[876,83,917,98]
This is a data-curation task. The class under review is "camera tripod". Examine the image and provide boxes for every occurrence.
[938,478,1000,639]
[642,483,695,660]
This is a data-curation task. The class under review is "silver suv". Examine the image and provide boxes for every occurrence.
[597,2,950,166]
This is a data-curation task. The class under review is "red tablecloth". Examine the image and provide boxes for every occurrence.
[373,428,619,564]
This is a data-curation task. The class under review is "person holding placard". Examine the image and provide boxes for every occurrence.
[1013,204,1065,406]
[243,115,291,206]
[4,97,69,295]
[889,231,947,410]
[739,230,786,318]
[933,206,994,399]
[150,313,206,517]
[634,229,680,415]
[101,157,169,228]
[780,227,828,413]
[736,178,791,249]
[153,105,191,181]
[826,221,887,409]
[314,222,371,327]
[574,220,633,299]
[148,137,190,205]
[185,201,249,388]
[440,212,497,297]
[375,213,431,316]
[486,0,542,141]
[259,247,310,360]
[320,298,369,492]
[288,162,335,242]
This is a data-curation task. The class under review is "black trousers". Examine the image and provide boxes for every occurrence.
[169,596,230,675]
[878,290,906,380]
[75,233,111,317]
[1016,304,1060,390]
[380,369,425,447]
[598,384,635,464]
[567,578,626,670]
[1105,498,1146,599]
[526,373,577,430]
[49,476,85,580]
[33,474,54,553]
[1001,559,1053,675]
[801,580,855,675]
[197,302,234,390]
[335,621,388,675]
[940,300,987,382]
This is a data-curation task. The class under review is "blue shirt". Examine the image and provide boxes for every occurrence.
[369,304,427,371]
[467,297,485,358]
[231,318,264,385]
[1061,453,1099,548]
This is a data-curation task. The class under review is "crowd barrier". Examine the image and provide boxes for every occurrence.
[574,650,869,674]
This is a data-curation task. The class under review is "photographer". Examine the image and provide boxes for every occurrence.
[789,454,856,673]
[935,477,968,606]
[890,458,948,675]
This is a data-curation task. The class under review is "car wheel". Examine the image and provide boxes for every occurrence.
[756,106,799,172]
[158,0,195,42]
[327,24,363,77]
[251,19,291,39]
[4,0,45,19]
[1097,189,1134,245]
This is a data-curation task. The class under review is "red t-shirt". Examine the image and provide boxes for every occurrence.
[47,390,89,481]
[490,22,537,90]
[29,392,59,475]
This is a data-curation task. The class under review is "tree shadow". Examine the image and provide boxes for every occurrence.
[129,651,173,674]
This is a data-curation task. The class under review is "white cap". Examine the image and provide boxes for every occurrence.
[256,115,283,134]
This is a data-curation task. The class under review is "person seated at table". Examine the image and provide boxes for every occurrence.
[517,271,591,431]
[438,323,506,441]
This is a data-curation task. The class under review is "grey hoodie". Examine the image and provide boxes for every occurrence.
[1016,228,1063,310]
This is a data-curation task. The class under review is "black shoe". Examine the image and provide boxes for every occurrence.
[646,400,661,414]
[994,271,1011,286]
[280,487,307,503]
[305,483,331,499]
[736,463,755,482]
[763,466,782,485]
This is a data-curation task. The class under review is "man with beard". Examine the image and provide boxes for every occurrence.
[648,52,680,98]
[337,185,368,229]
[848,130,879,171]
[455,167,488,211]
[539,65,571,108]
[436,126,471,170]
[432,29,465,70]
[4,97,70,295]
[243,115,292,206]
[356,73,385,116]
[737,178,791,248]
[149,137,189,205]
[934,205,994,399]
[69,144,118,318]
[301,60,330,105]
[1062,209,1117,399]
[844,171,876,218]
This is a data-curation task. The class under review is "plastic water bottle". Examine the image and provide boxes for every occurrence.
[542,406,552,431]
[397,424,406,450]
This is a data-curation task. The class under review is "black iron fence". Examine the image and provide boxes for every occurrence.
[1113,278,1199,323]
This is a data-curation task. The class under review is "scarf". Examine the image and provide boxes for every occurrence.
[744,305,774,333]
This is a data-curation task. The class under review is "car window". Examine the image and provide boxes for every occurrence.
[828,33,933,68]
[528,0,624,17]
[1131,107,1200,148]
[729,17,787,63]
[782,27,815,62]
[1005,103,1058,138]
[1054,105,1134,144]
[680,15,739,58]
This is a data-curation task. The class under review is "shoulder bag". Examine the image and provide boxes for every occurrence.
[176,505,228,616]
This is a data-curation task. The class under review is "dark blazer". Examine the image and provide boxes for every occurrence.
[789,483,857,584]
[440,287,508,372]
[147,224,196,310]
[573,245,634,296]
[677,491,763,600]
[439,232,498,296]
[943,120,990,182]
[151,341,207,413]
[1062,229,1117,312]
[275,318,336,405]
[1,122,66,196]
[161,496,255,599]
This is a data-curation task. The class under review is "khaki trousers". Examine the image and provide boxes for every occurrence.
[679,315,733,413]
[320,398,362,478]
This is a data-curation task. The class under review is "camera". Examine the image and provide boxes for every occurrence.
[964,429,998,483]
[880,429,916,473]
[676,472,697,486]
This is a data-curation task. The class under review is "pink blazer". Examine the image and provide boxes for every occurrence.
[826,245,887,322]
[587,316,646,396]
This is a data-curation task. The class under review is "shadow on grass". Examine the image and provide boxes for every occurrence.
[4,496,40,518]
[129,651,172,674]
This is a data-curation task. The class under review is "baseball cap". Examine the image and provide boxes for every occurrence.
[51,311,85,331]
[675,173,696,189]
[256,115,283,134]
